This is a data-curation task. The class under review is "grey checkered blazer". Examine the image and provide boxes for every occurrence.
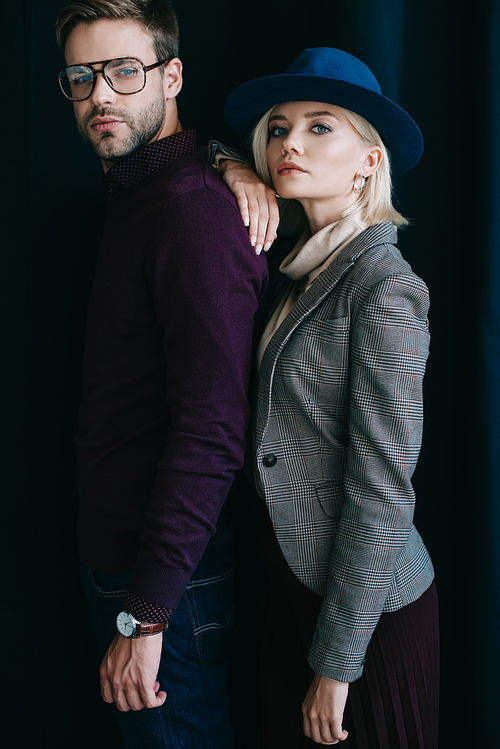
[255,222,435,683]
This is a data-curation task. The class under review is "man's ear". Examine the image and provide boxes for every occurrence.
[162,58,183,99]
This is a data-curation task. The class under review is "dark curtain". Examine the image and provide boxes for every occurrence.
[3,0,498,746]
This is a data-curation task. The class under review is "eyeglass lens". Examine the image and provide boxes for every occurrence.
[60,58,146,100]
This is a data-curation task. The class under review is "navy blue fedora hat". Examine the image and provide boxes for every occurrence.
[224,47,423,175]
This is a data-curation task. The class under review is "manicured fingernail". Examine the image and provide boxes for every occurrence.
[255,243,263,254]
[250,235,256,247]
[244,217,249,227]
[264,241,272,252]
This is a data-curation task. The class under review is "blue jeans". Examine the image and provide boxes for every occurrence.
[80,510,235,749]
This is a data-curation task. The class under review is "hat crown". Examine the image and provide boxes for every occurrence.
[285,47,382,96]
[224,47,423,174]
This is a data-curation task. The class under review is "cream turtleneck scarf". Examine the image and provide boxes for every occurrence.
[257,207,368,368]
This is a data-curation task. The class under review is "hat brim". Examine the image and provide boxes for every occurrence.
[224,74,423,175]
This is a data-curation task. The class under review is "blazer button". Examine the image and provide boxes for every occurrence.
[263,454,277,468]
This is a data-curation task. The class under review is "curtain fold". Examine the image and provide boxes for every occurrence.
[479,0,500,724]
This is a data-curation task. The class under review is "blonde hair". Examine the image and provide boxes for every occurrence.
[251,104,408,234]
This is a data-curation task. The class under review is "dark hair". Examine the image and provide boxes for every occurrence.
[55,0,179,61]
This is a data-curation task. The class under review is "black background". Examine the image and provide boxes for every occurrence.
[3,1,499,746]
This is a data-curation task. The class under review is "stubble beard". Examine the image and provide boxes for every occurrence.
[77,94,166,167]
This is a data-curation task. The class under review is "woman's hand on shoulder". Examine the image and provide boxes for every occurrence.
[302,672,349,745]
[220,160,279,255]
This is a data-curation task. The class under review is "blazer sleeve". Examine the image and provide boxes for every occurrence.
[307,271,430,682]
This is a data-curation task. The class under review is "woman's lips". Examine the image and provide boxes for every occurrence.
[277,161,306,175]
[91,118,123,133]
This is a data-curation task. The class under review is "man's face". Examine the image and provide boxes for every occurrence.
[65,19,174,168]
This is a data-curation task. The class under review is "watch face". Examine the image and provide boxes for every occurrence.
[116,611,135,638]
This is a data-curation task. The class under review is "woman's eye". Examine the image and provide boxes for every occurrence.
[270,126,288,137]
[312,124,331,134]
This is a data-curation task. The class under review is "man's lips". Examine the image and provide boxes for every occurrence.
[91,118,124,133]
[277,161,306,175]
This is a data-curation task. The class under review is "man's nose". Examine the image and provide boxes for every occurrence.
[90,70,117,107]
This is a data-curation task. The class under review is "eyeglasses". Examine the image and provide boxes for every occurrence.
[58,57,169,101]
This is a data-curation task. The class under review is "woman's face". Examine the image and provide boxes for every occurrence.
[266,101,378,223]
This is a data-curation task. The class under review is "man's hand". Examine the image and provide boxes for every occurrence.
[302,673,349,745]
[220,160,279,254]
[100,632,166,712]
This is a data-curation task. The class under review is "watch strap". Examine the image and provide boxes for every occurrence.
[133,620,168,638]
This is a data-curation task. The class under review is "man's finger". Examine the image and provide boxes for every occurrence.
[119,678,162,711]
[140,686,167,709]
[100,667,115,704]
[112,686,137,712]
[101,681,114,704]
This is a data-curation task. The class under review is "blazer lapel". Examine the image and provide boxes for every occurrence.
[256,222,397,449]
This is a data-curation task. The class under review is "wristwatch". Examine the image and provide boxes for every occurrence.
[116,610,168,638]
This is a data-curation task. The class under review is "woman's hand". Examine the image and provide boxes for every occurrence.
[220,160,279,254]
[302,673,349,745]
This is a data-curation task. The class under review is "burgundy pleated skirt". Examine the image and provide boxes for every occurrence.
[258,503,440,749]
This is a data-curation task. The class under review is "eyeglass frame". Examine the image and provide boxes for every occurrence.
[57,56,170,101]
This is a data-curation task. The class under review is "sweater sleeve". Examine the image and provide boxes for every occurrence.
[307,272,430,682]
[126,179,268,609]
[124,592,173,625]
